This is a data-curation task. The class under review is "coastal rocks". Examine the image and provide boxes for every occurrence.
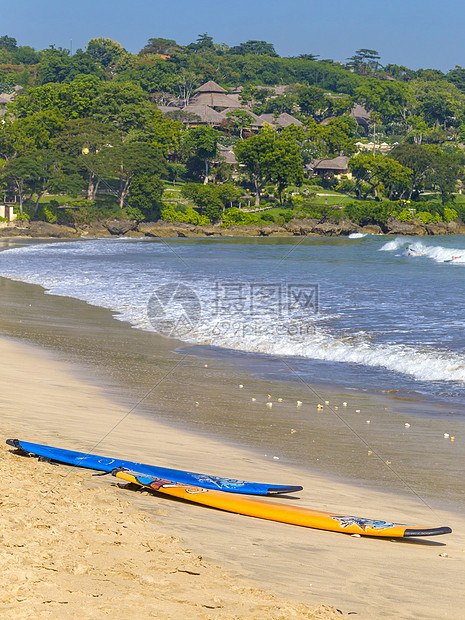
[446,220,465,234]
[314,219,360,236]
[258,224,292,237]
[220,225,262,236]
[425,222,449,235]
[77,223,112,237]
[0,221,80,238]
[384,217,426,235]
[104,219,138,235]
[196,224,221,236]
[287,219,320,235]
[360,224,383,235]
[124,230,145,238]
[0,225,26,237]
[138,222,179,237]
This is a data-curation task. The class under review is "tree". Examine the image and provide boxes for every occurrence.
[103,142,166,208]
[447,65,465,92]
[427,149,465,204]
[0,118,36,161]
[347,49,381,75]
[181,126,218,184]
[180,182,241,221]
[2,156,41,215]
[86,38,126,68]
[91,81,155,131]
[126,172,164,220]
[348,152,412,199]
[229,41,278,57]
[234,127,303,205]
[0,35,17,52]
[261,93,296,115]
[27,150,83,211]
[14,46,39,65]
[390,143,440,198]
[140,38,180,56]
[308,115,358,158]
[12,79,100,121]
[187,33,214,53]
[297,86,328,120]
[177,69,199,106]
[37,46,72,84]
[54,118,120,199]
[411,80,464,129]
[354,80,412,123]
[225,110,254,139]
[130,109,182,159]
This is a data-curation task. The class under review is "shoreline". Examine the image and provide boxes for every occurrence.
[1,335,464,620]
[0,275,464,617]
[0,274,463,513]
[2,216,465,239]
[0,346,339,619]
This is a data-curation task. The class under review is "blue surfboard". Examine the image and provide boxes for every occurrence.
[6,439,302,495]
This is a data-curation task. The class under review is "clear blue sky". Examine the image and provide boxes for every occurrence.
[3,0,464,71]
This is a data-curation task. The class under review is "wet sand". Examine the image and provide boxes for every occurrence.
[0,276,464,618]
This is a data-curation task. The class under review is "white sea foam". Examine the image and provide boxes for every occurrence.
[184,316,465,384]
[380,237,465,263]
[348,232,368,239]
[2,240,465,386]
[379,237,409,252]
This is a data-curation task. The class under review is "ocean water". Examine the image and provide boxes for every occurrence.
[1,234,465,408]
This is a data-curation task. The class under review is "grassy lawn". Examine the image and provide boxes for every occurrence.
[38,195,82,205]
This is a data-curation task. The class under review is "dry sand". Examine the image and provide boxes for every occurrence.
[1,337,464,619]
[0,442,339,620]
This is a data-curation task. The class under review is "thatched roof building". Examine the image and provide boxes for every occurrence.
[217,144,238,165]
[181,104,224,125]
[258,112,303,128]
[191,80,242,109]
[310,156,350,177]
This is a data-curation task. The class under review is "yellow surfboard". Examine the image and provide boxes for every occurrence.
[113,469,451,538]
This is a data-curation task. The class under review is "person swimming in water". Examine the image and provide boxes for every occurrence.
[405,246,424,257]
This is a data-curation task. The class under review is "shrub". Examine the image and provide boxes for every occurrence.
[397,209,413,222]
[35,200,59,223]
[344,201,392,225]
[415,211,440,224]
[161,204,210,225]
[443,207,458,222]
[336,179,356,194]
[222,208,261,226]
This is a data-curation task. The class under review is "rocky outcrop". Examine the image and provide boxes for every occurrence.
[360,224,383,235]
[104,219,138,235]
[425,222,449,235]
[138,222,180,237]
[77,223,112,237]
[2,216,465,240]
[446,220,465,235]
[258,224,292,237]
[0,221,79,238]
[384,217,426,235]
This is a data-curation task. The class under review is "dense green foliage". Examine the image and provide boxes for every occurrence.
[1,34,465,227]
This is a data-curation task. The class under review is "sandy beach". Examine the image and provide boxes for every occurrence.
[0,424,339,619]
[0,328,464,618]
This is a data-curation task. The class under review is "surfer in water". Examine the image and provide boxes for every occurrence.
[405,246,425,257]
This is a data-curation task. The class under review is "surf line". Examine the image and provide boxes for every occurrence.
[279,358,443,520]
